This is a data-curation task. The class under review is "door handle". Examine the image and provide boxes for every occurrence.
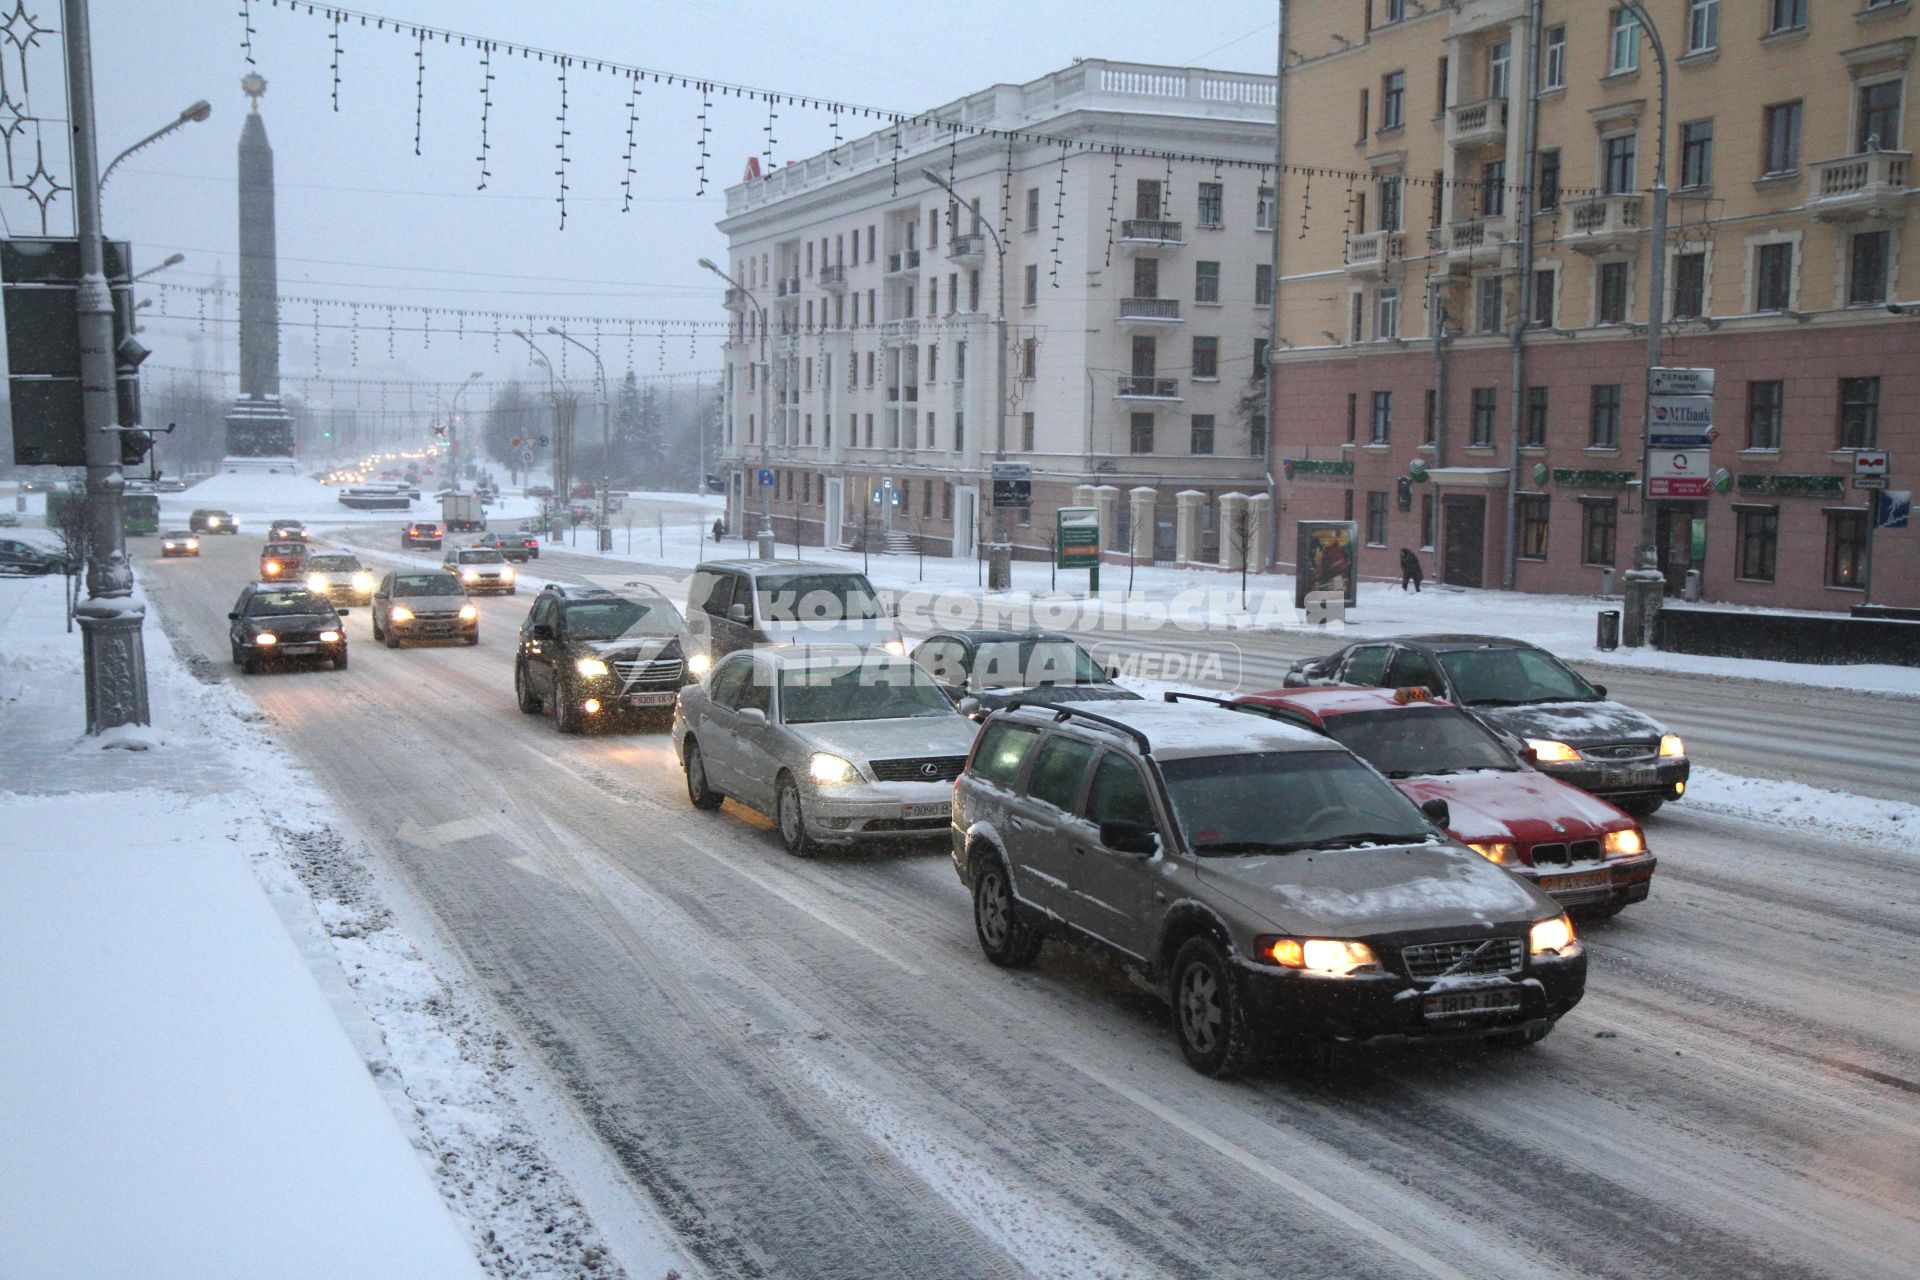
[1008,816,1036,831]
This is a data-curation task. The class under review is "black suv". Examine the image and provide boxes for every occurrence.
[514,582,696,733]
[228,583,348,673]
[189,508,238,534]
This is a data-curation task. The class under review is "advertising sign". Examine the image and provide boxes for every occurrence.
[1294,520,1358,609]
[1648,394,1716,447]
[1853,450,1891,477]
[1648,367,1715,396]
[1647,448,1712,499]
[991,460,1033,509]
[1056,506,1100,569]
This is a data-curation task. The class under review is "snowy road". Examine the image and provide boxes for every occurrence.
[140,533,1920,1280]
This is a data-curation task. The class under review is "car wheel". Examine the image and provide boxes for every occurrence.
[230,639,243,666]
[775,773,816,857]
[514,662,542,714]
[332,649,349,671]
[464,631,479,646]
[684,739,724,811]
[1170,935,1258,1079]
[1617,796,1665,818]
[553,681,583,734]
[241,654,261,675]
[972,854,1043,968]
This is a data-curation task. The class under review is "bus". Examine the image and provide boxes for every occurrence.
[45,489,161,537]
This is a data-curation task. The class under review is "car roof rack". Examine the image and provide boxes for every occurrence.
[1003,699,1153,755]
[1160,690,1239,710]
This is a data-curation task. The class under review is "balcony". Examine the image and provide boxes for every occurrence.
[723,288,748,313]
[881,318,920,340]
[886,385,920,404]
[947,233,987,265]
[818,264,848,292]
[1562,194,1645,255]
[1446,97,1509,150]
[1425,217,1511,272]
[1809,150,1911,223]
[1118,297,1182,327]
[1117,219,1185,250]
[775,276,800,297]
[1114,376,1182,401]
[1345,230,1404,277]
[886,249,922,275]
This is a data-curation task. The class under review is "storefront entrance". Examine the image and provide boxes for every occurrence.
[1654,501,1705,595]
[1442,495,1486,587]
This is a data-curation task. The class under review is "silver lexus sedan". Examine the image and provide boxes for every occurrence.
[674,649,981,857]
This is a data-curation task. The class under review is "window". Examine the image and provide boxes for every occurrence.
[1190,414,1215,455]
[1582,500,1617,565]
[1024,187,1040,231]
[1755,241,1794,311]
[1598,260,1629,324]
[1603,134,1637,195]
[1378,176,1403,231]
[1532,268,1556,327]
[1350,291,1365,342]
[1026,736,1097,812]
[1686,0,1718,54]
[1736,507,1778,581]
[1763,102,1802,176]
[1421,492,1436,548]
[1518,495,1549,560]
[1255,263,1274,307]
[1747,380,1783,450]
[1542,26,1566,91]
[1382,72,1405,131]
[1858,80,1902,152]
[954,413,964,452]
[1470,387,1497,447]
[1192,336,1218,379]
[1085,752,1153,828]
[1381,0,1406,23]
[1476,275,1503,333]
[1673,251,1706,319]
[1357,87,1371,142]
[1129,413,1154,454]
[1437,56,1451,115]
[1195,260,1220,304]
[1021,411,1035,451]
[971,722,1039,786]
[1482,159,1506,217]
[1610,8,1640,74]
[1537,149,1562,211]
[927,343,938,382]
[956,342,966,380]
[1769,0,1807,35]
[1370,391,1392,444]
[1827,511,1869,589]
[1849,230,1890,306]
[1020,337,1038,380]
[1197,182,1223,227]
[1488,41,1511,99]
[1680,120,1714,189]
[1346,393,1358,443]
[1376,287,1400,339]
[1366,491,1389,547]
[1525,386,1549,447]
[1840,377,1880,448]
[1023,264,1037,306]
[1254,338,1270,383]
[1135,179,1163,220]
[1423,388,1438,444]
[1256,185,1275,230]
[1590,384,1622,448]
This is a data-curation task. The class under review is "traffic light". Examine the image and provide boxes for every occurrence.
[109,248,150,465]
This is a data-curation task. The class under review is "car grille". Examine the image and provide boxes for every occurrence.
[862,816,952,833]
[1583,741,1657,761]
[614,656,684,686]
[1400,937,1524,981]
[1529,839,1602,868]
[870,755,967,783]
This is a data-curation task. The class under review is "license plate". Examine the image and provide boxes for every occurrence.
[1618,767,1658,787]
[903,802,950,820]
[626,692,676,707]
[1424,988,1522,1019]
[1539,870,1611,894]
[278,644,319,656]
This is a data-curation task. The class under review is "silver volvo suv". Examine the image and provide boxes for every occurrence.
[950,697,1586,1077]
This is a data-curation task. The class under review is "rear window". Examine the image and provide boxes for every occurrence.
[305,555,360,572]
[970,722,1040,787]
[392,574,461,595]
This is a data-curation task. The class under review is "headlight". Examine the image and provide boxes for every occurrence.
[1266,938,1380,976]
[462,568,480,582]
[1467,841,1518,865]
[306,573,328,592]
[185,539,198,549]
[1603,827,1645,858]
[881,637,907,656]
[575,656,610,678]
[254,631,278,646]
[207,517,221,527]
[457,603,478,622]
[501,566,514,581]
[1527,738,1582,763]
[352,572,375,593]
[1659,733,1685,758]
[687,651,712,677]
[1529,915,1577,956]
[389,605,414,623]
[263,560,281,575]
[809,752,859,785]
[318,630,341,643]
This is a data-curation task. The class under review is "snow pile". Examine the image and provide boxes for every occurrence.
[168,469,347,519]
[1685,767,1920,851]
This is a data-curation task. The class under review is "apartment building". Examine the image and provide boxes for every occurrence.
[714,59,1278,565]
[1269,0,1917,610]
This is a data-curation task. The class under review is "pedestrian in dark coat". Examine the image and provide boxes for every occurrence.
[1399,547,1424,592]
[712,517,726,543]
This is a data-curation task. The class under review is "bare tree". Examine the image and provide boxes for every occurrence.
[1225,503,1257,608]
[47,490,91,632]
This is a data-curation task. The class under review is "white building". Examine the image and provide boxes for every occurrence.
[714,58,1279,566]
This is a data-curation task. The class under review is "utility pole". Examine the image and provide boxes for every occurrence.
[447,369,482,494]
[549,328,612,551]
[1620,0,1671,647]
[65,0,150,733]
[699,258,774,558]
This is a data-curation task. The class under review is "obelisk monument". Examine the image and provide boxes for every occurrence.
[221,71,295,471]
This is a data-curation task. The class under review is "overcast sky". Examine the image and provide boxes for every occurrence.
[53,0,1277,397]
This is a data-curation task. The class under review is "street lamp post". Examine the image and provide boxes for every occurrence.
[515,329,574,526]
[447,369,483,495]
[548,327,613,552]
[699,257,775,559]
[1620,0,1671,647]
[99,99,212,193]
[923,167,1011,590]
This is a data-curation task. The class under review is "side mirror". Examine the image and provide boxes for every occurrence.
[1519,746,1539,766]
[1591,683,1608,698]
[1099,819,1159,856]
[227,611,238,620]
[335,608,351,615]
[737,707,768,726]
[956,696,982,718]
[531,623,555,640]
[727,602,750,624]
[1420,797,1451,829]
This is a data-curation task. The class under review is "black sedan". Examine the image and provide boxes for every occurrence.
[908,628,1140,715]
[0,536,72,576]
[471,531,539,562]
[189,508,239,534]
[1283,634,1688,815]
[229,583,349,673]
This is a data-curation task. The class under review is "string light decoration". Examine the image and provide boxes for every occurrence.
[554,59,570,230]
[328,10,343,110]
[889,123,901,197]
[475,41,493,190]
[411,28,425,156]
[1103,151,1120,267]
[829,105,842,163]
[762,93,776,173]
[1297,169,1312,240]
[695,81,711,195]
[620,69,640,212]
[998,134,1014,249]
[1160,152,1172,219]
[312,303,321,374]
[1049,141,1067,289]
[349,304,360,366]
[240,0,256,65]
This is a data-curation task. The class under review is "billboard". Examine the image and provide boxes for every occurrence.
[1295,520,1357,609]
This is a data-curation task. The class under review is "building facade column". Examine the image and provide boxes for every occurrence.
[1175,489,1205,565]
[1128,487,1157,561]
[1247,493,1272,571]
[1219,492,1249,570]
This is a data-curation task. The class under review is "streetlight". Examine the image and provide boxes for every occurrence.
[100,100,212,192]
[698,257,775,559]
[923,167,1011,591]
[1619,0,1671,647]
[131,252,184,283]
[447,369,483,491]
[547,327,614,552]
[514,329,573,531]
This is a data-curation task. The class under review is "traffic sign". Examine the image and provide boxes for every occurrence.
[1649,367,1715,396]
[757,467,776,487]
[519,448,534,465]
[509,436,523,448]
[537,434,551,448]
[1876,489,1911,530]
[1056,506,1100,569]
[1647,448,1712,498]
[991,460,1033,509]
[1853,449,1891,477]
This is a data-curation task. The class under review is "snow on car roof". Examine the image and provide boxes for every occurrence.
[1237,686,1457,719]
[1003,699,1334,761]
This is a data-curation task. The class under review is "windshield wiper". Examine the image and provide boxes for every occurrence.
[1310,832,1428,849]
[1193,840,1312,855]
